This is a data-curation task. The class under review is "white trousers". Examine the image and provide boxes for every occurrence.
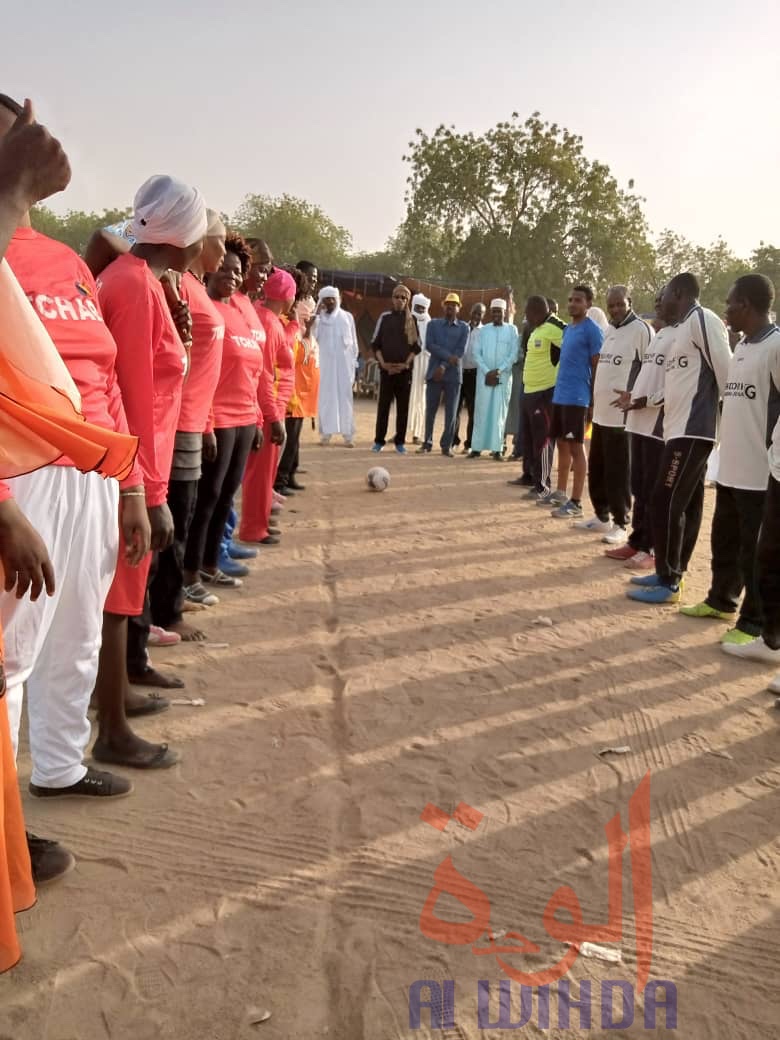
[1,467,119,788]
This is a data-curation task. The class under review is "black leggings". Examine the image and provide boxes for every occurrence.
[651,437,711,586]
[184,424,255,573]
[149,478,199,628]
[276,416,303,489]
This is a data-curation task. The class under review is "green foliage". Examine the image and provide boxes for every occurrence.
[30,206,131,256]
[750,244,780,295]
[641,231,747,314]
[401,112,654,300]
[232,193,352,269]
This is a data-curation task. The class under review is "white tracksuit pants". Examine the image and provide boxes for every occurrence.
[1,467,119,788]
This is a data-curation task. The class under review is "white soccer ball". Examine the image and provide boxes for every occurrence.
[367,466,390,492]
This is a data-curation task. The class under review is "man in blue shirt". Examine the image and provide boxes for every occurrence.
[418,293,470,456]
[548,284,604,517]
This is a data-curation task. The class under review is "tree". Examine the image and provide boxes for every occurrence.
[402,112,654,299]
[647,230,747,313]
[30,206,131,256]
[750,243,780,296]
[232,194,352,268]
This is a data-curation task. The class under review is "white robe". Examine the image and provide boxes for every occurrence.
[314,306,358,438]
[409,312,430,440]
[471,323,519,453]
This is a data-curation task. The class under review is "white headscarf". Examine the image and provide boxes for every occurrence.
[132,174,207,248]
[490,298,507,311]
[411,293,431,316]
[317,286,341,323]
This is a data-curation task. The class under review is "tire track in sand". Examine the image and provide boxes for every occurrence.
[314,496,375,1038]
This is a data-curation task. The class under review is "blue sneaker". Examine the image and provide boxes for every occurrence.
[630,572,662,587]
[626,584,681,605]
[371,443,383,453]
[551,500,584,519]
[217,546,249,578]
[395,444,407,454]
[227,541,258,561]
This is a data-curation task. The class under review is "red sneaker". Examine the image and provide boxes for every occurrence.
[604,544,637,561]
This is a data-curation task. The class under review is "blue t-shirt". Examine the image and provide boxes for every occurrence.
[552,317,604,406]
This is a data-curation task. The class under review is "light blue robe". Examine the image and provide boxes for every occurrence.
[471,323,519,453]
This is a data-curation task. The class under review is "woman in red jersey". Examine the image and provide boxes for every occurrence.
[182,235,270,594]
[239,269,297,546]
[92,175,206,770]
[149,210,227,637]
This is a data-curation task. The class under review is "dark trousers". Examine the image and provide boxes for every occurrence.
[276,416,303,488]
[149,478,199,629]
[184,424,255,573]
[706,483,766,635]
[588,422,631,527]
[424,379,460,452]
[629,434,665,553]
[127,552,158,674]
[758,476,780,649]
[454,368,477,449]
[374,369,412,446]
[520,388,555,492]
[651,437,711,586]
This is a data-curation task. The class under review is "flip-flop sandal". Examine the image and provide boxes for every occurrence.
[125,692,171,717]
[92,739,180,770]
[127,667,185,690]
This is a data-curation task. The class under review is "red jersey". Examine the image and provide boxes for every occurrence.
[98,253,186,507]
[178,272,224,434]
[5,227,142,487]
[211,300,264,428]
[254,303,289,423]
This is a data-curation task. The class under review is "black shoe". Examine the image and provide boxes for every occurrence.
[467,451,481,459]
[441,449,455,457]
[27,833,76,885]
[278,487,295,497]
[260,535,281,545]
[29,766,133,799]
[288,479,306,491]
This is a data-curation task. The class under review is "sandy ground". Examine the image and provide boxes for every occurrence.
[4,397,779,1040]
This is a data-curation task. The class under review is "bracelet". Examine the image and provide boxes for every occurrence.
[120,490,146,498]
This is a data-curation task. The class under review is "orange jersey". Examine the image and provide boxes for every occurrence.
[288,327,320,419]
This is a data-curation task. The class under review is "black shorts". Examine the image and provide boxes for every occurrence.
[550,404,588,444]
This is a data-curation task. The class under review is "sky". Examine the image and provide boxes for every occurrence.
[5,0,780,261]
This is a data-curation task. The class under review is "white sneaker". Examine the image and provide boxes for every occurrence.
[602,525,628,545]
[722,636,780,663]
[573,516,613,533]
